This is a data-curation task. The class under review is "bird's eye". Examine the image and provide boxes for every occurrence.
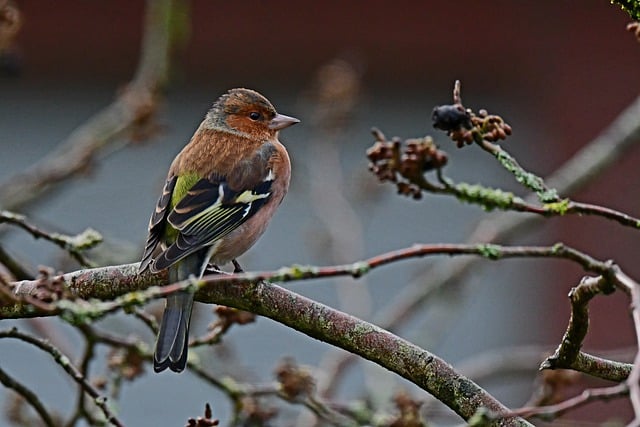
[249,112,261,121]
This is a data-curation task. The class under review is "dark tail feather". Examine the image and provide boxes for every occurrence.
[153,291,194,373]
[153,254,204,373]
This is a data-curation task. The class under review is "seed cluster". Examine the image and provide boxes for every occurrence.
[367,129,448,199]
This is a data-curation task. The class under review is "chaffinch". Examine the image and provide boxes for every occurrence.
[139,88,299,373]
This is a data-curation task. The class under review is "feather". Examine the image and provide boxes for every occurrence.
[153,252,206,373]
[139,175,177,273]
[152,174,273,271]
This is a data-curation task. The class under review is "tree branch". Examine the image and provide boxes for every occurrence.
[509,383,628,422]
[0,210,102,267]
[542,276,613,372]
[13,243,613,424]
[4,241,637,424]
[3,242,626,318]
[0,328,124,427]
[0,365,57,427]
[326,84,640,401]
[196,278,529,425]
[0,0,181,211]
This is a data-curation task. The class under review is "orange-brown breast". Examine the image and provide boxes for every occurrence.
[170,126,264,181]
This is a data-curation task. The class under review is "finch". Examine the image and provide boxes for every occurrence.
[139,88,299,373]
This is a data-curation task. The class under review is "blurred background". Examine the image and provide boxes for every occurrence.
[1,1,640,425]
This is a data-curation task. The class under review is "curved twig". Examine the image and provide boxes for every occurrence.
[0,0,179,211]
[0,366,57,427]
[0,210,102,267]
[0,328,125,427]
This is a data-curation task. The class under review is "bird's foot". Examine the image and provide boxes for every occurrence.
[232,259,244,273]
[203,264,223,275]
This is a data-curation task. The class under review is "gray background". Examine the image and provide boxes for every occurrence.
[1,1,639,425]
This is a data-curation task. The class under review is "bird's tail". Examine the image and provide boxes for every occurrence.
[153,291,194,373]
[154,257,201,373]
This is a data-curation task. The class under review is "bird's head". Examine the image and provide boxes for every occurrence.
[207,88,299,139]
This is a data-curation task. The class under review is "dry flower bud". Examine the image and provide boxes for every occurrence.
[275,358,315,401]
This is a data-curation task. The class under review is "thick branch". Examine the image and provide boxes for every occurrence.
[541,276,613,371]
[197,278,530,425]
[7,276,530,424]
[3,242,634,424]
[571,351,632,382]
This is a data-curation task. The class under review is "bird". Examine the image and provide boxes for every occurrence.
[139,88,299,373]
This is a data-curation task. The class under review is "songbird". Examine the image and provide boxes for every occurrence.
[139,88,299,373]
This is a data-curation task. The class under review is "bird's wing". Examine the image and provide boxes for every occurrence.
[151,147,277,271]
[139,175,177,273]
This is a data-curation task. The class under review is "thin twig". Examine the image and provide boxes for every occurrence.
[509,383,628,421]
[4,242,630,320]
[189,307,255,348]
[0,327,125,427]
[0,210,101,267]
[475,139,558,203]
[133,307,159,333]
[0,365,57,427]
[192,365,357,427]
[370,126,640,230]
[476,141,640,229]
[455,345,550,382]
[64,325,99,427]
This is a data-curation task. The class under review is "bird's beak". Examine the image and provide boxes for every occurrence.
[269,113,300,130]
